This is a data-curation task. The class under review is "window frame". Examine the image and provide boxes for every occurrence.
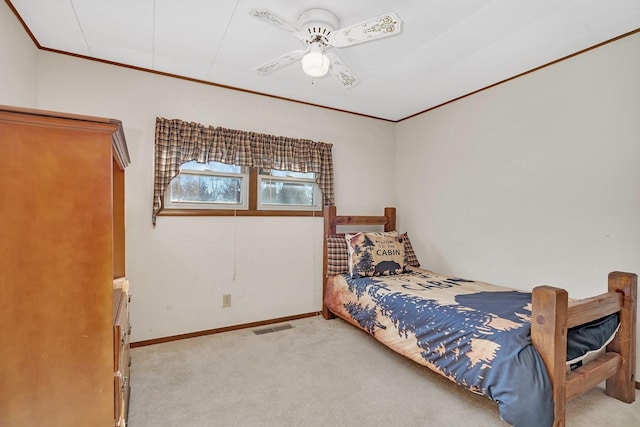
[159,166,324,218]
[164,162,249,211]
[257,168,322,211]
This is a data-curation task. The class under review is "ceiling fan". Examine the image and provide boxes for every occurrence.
[249,8,402,88]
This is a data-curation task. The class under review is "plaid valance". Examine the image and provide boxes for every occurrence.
[153,117,335,223]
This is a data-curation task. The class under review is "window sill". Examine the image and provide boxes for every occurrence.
[156,208,324,218]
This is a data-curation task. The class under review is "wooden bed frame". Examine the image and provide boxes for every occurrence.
[321,205,636,427]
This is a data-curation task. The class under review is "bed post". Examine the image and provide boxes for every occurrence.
[322,205,337,319]
[531,285,569,427]
[384,207,396,232]
[605,271,637,402]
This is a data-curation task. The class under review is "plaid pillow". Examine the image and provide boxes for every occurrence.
[326,234,349,276]
[402,232,420,267]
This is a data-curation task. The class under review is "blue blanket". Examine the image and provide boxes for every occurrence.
[328,269,554,426]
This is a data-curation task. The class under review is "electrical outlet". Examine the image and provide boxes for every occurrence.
[222,294,231,308]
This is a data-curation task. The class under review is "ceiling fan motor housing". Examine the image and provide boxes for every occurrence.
[298,9,340,44]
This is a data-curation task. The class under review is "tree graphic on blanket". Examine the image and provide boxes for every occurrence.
[343,273,535,395]
[344,302,386,334]
[342,272,554,426]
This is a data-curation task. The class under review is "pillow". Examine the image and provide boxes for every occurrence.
[326,232,420,276]
[402,232,420,268]
[326,234,349,276]
[347,231,407,278]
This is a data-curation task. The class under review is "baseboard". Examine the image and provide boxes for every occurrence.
[131,312,319,348]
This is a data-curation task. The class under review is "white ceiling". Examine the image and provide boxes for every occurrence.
[9,0,640,121]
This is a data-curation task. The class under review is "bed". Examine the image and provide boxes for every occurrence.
[321,206,636,427]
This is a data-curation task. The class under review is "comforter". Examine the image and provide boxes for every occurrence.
[325,268,554,427]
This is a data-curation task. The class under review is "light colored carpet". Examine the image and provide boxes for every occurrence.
[128,316,638,427]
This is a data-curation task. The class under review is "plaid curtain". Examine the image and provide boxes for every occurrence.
[153,117,335,223]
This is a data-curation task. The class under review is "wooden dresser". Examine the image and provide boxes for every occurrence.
[0,105,131,426]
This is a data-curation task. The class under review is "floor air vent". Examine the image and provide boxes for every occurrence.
[253,324,293,335]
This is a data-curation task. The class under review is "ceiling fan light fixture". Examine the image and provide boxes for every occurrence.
[301,42,330,77]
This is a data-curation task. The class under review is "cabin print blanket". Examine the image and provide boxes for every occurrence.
[325,268,554,427]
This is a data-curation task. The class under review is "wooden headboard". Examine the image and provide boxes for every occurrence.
[322,205,396,318]
[323,205,396,236]
[322,205,396,277]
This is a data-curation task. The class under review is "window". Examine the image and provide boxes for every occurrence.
[165,161,321,213]
[165,161,248,210]
[258,169,321,211]
[153,118,334,223]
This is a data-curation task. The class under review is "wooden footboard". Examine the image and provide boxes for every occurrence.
[532,272,637,427]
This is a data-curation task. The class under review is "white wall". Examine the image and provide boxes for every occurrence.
[396,32,640,369]
[0,3,37,107]
[4,0,638,368]
[34,52,395,341]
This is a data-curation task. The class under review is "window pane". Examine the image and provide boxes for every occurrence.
[259,168,315,179]
[170,173,242,204]
[181,160,241,174]
[260,180,315,206]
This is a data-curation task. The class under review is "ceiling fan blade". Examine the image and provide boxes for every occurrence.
[255,50,306,75]
[326,52,359,89]
[249,8,306,40]
[328,12,402,47]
